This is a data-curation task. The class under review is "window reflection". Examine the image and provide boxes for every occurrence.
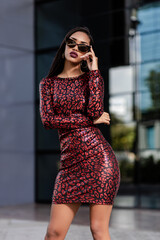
[110,122,136,184]
[37,0,79,50]
[146,125,155,149]
[109,65,134,94]
[138,62,160,91]
[138,2,160,33]
[110,95,133,123]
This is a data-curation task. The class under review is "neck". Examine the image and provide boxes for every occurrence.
[61,59,83,77]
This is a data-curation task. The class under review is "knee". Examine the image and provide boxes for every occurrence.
[45,226,61,240]
[90,221,101,237]
[90,221,108,239]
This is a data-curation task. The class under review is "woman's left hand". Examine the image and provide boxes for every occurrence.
[80,45,98,71]
[93,112,111,125]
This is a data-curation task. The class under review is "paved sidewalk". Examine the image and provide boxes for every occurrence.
[0,203,160,239]
[0,218,160,240]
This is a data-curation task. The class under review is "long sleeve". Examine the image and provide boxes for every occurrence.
[39,77,93,130]
[86,69,104,121]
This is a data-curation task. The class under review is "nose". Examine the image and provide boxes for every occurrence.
[72,44,78,52]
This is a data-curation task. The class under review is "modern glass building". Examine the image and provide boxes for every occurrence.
[35,0,160,209]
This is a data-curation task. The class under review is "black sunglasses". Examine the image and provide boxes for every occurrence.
[65,37,91,53]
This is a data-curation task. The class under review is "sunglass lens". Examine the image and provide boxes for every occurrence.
[66,38,90,52]
[66,39,76,48]
[79,45,90,52]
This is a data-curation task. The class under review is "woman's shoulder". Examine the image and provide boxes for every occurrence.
[40,76,57,85]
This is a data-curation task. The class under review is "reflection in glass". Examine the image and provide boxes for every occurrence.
[138,62,160,91]
[37,154,60,202]
[139,32,160,62]
[138,2,160,34]
[109,66,134,94]
[137,63,160,119]
[110,122,136,184]
[37,1,79,50]
[139,154,160,184]
[146,125,155,149]
[37,51,56,81]
[109,94,133,123]
[36,104,60,151]
[144,65,160,110]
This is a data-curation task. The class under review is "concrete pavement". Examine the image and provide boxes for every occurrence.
[0,218,160,240]
[0,203,160,239]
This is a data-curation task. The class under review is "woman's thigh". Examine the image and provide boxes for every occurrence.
[89,204,113,230]
[46,202,82,238]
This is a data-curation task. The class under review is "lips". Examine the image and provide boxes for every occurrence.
[70,51,78,58]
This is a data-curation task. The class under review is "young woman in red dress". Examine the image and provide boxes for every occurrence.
[39,26,120,240]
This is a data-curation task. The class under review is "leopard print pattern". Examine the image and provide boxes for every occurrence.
[39,69,120,205]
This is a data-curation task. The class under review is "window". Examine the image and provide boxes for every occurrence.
[146,125,155,148]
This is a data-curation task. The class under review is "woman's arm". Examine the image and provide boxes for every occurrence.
[86,69,104,121]
[39,77,93,130]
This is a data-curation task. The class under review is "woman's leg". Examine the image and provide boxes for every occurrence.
[89,203,113,240]
[45,202,82,240]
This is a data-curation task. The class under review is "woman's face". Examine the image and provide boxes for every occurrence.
[64,31,90,64]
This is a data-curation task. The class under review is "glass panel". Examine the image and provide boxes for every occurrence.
[115,192,160,208]
[109,65,134,94]
[81,9,125,39]
[139,91,152,112]
[109,94,133,123]
[139,153,160,184]
[110,122,136,184]
[146,125,155,149]
[139,32,160,62]
[109,38,126,66]
[138,121,160,150]
[138,62,160,91]
[138,90,160,120]
[36,51,56,100]
[140,194,160,209]
[37,153,60,202]
[36,104,60,151]
[36,0,80,50]
[81,14,109,40]
[80,0,108,16]
[138,2,160,33]
[95,42,109,66]
[114,195,139,208]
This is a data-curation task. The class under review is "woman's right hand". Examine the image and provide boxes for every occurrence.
[93,112,111,125]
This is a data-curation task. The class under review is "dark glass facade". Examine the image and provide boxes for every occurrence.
[35,0,160,208]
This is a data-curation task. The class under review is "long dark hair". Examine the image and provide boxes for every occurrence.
[45,26,94,79]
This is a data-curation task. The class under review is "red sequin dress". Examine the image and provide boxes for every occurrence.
[39,69,120,205]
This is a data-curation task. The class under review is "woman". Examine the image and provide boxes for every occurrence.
[39,26,120,240]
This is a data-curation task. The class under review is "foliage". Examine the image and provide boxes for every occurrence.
[145,67,160,110]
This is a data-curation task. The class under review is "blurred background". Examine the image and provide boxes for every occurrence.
[1,0,160,212]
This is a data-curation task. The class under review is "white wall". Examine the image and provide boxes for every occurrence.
[0,0,35,206]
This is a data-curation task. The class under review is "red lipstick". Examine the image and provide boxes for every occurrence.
[70,51,78,58]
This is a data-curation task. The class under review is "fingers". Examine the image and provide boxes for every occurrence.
[80,52,92,60]
[105,119,110,125]
[94,112,111,125]
[80,46,97,64]
[104,112,111,125]
[90,45,96,56]
[104,112,110,119]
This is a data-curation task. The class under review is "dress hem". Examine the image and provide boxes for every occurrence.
[52,200,114,205]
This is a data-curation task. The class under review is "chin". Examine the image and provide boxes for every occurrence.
[68,56,80,64]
